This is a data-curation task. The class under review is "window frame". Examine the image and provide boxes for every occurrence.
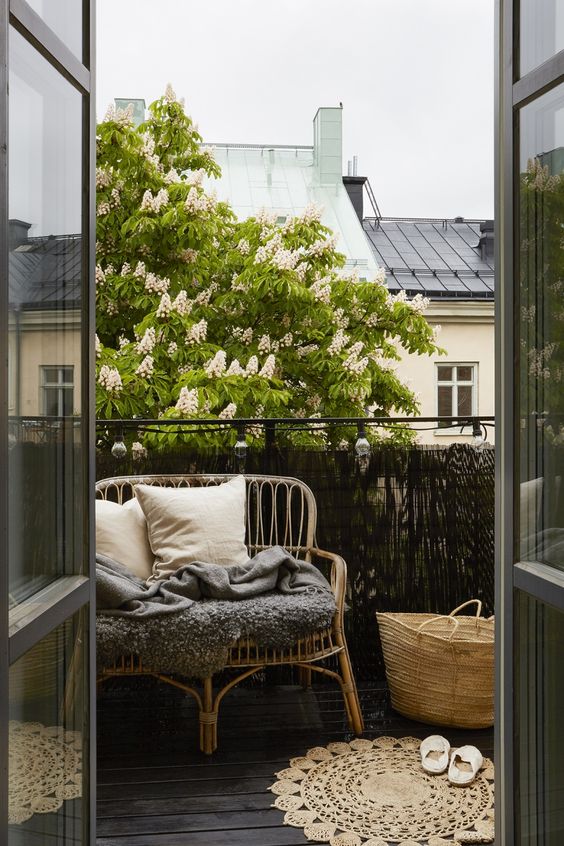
[434,361,478,436]
[40,364,75,416]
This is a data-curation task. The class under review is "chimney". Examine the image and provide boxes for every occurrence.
[478,219,494,260]
[114,98,146,128]
[342,175,366,222]
[313,107,342,187]
[9,219,31,249]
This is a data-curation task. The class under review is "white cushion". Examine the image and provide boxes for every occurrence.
[95,498,153,580]
[135,476,249,583]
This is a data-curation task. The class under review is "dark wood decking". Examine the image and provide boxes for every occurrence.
[97,678,495,845]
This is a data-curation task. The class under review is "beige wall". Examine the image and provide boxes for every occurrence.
[394,301,495,445]
[9,309,81,417]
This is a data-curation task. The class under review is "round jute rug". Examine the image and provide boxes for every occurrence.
[269,736,495,845]
[9,721,82,825]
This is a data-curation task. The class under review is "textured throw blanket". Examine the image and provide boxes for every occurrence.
[96,546,336,679]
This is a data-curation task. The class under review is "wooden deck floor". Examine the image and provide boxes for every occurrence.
[96,677,495,845]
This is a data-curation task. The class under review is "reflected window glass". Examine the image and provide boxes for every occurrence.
[519,83,564,568]
[8,612,88,842]
[25,0,83,61]
[8,28,84,604]
[520,0,564,77]
[517,594,564,844]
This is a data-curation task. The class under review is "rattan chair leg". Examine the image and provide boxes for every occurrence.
[199,677,217,755]
[337,647,364,734]
[298,666,312,689]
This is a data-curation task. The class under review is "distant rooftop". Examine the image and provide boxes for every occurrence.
[363,217,495,300]
[9,231,82,309]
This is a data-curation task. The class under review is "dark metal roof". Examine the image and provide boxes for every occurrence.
[363,217,495,300]
[9,234,82,309]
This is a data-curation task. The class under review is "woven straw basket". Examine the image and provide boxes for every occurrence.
[376,600,494,729]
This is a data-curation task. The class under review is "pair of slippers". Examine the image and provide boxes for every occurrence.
[420,735,483,786]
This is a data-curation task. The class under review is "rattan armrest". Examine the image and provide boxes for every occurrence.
[308,547,347,632]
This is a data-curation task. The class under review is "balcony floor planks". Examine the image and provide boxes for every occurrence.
[97,679,494,846]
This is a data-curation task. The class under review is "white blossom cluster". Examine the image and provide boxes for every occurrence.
[204,351,227,377]
[175,387,199,415]
[97,202,111,217]
[164,168,181,185]
[296,344,319,358]
[194,282,218,306]
[333,307,349,329]
[258,334,270,353]
[185,319,208,344]
[95,335,101,358]
[386,290,408,307]
[226,359,246,376]
[365,312,381,328]
[185,169,206,187]
[308,234,338,256]
[271,248,301,271]
[231,274,250,293]
[184,186,216,214]
[327,329,350,356]
[409,293,430,314]
[104,103,134,126]
[528,342,558,378]
[164,83,177,103]
[255,208,278,226]
[180,248,198,263]
[132,441,148,460]
[218,403,237,419]
[527,157,561,192]
[310,276,331,304]
[246,355,259,375]
[156,293,172,317]
[254,246,269,264]
[173,290,192,316]
[136,355,154,378]
[145,273,170,295]
[120,263,131,276]
[295,262,308,282]
[280,332,293,347]
[136,327,156,355]
[232,327,253,345]
[98,365,122,393]
[96,265,106,287]
[342,342,369,375]
[373,267,387,285]
[105,301,118,316]
[140,188,169,213]
[140,134,160,169]
[300,202,323,223]
[259,355,276,378]
[96,167,113,189]
[167,341,178,356]
[237,238,250,255]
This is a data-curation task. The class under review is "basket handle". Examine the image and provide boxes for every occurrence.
[417,614,460,640]
[449,599,482,618]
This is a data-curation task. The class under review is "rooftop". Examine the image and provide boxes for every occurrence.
[363,216,495,300]
[9,232,82,310]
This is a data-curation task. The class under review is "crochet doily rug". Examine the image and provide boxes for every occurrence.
[269,736,495,845]
[9,721,82,825]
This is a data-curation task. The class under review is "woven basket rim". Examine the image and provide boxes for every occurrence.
[376,611,494,645]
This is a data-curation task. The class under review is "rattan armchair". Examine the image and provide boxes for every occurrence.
[96,473,364,754]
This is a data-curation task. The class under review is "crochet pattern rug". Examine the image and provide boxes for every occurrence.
[9,721,82,825]
[269,736,495,846]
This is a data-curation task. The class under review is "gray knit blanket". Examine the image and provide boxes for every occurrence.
[96,546,336,679]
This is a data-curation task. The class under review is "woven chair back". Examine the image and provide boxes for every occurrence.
[95,473,317,559]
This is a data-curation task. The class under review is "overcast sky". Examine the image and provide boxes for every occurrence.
[97,0,494,220]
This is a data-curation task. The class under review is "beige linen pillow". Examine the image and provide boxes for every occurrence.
[95,498,153,580]
[135,476,249,582]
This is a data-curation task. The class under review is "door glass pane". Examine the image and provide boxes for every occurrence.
[520,0,564,77]
[519,83,564,569]
[8,611,88,843]
[8,27,84,603]
[516,593,564,844]
[25,0,83,61]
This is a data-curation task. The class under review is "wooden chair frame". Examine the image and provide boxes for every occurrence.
[96,473,364,753]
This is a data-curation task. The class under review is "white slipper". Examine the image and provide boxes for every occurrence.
[448,745,484,786]
[420,735,450,774]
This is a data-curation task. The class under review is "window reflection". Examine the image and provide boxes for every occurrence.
[519,83,564,568]
[8,612,87,843]
[25,0,83,61]
[520,0,564,77]
[8,28,84,603]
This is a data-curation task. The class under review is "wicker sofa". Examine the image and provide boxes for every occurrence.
[96,473,364,753]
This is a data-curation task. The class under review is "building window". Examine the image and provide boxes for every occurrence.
[41,366,74,416]
[436,364,477,424]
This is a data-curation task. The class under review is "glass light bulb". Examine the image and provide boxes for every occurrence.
[354,436,371,457]
[111,438,127,459]
[234,437,247,459]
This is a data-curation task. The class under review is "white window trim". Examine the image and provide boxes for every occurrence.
[434,362,478,437]
[40,365,74,417]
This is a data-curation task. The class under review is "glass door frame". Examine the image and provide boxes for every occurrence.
[495,1,564,843]
[0,0,96,841]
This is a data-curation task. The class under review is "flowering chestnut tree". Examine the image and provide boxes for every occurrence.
[96,87,441,448]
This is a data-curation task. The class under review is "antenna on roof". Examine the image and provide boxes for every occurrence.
[347,160,352,176]
[353,155,358,176]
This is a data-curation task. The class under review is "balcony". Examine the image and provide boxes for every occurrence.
[95,416,495,845]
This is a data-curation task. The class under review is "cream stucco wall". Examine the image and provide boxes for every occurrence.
[394,301,495,445]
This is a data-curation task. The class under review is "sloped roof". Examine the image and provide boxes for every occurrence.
[9,235,82,309]
[204,144,381,280]
[363,217,494,299]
